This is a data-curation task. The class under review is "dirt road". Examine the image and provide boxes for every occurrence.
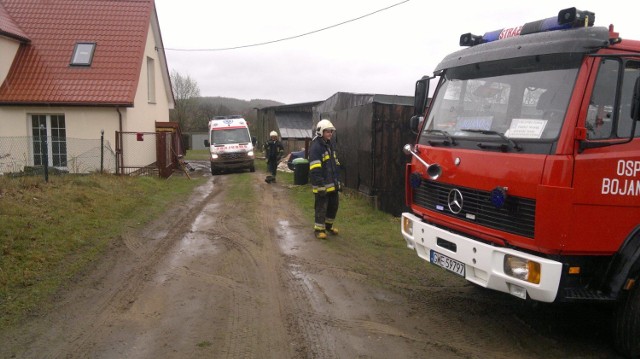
[0,164,624,358]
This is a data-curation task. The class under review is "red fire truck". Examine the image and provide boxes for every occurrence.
[400,8,640,356]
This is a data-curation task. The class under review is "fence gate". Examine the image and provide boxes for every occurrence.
[115,131,175,178]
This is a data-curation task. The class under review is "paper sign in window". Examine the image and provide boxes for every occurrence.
[506,119,547,139]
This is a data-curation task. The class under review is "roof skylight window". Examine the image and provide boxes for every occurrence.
[70,42,96,66]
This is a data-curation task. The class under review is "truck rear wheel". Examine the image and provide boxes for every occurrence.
[614,279,640,357]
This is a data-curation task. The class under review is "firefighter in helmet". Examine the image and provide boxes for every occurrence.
[264,130,284,183]
[309,119,342,239]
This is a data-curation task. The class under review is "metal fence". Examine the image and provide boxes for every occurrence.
[0,136,116,176]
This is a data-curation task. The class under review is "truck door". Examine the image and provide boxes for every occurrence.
[572,58,640,253]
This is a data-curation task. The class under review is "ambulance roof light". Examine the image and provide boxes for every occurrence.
[459,7,595,47]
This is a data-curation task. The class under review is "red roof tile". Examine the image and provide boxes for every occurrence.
[0,2,29,41]
[0,0,153,106]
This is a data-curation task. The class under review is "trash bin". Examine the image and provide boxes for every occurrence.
[292,158,309,185]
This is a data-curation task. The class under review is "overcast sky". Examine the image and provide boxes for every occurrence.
[155,0,640,105]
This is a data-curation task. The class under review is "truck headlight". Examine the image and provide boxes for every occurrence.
[211,154,219,159]
[504,255,541,284]
[402,216,413,236]
[248,150,254,157]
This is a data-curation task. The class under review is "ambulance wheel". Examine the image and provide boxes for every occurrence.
[210,166,220,175]
[613,277,640,357]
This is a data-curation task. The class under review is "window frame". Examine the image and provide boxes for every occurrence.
[30,114,67,168]
[70,42,96,66]
[580,55,640,151]
[147,56,156,103]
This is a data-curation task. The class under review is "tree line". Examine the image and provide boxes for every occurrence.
[169,70,282,132]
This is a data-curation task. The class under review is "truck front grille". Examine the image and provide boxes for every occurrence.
[413,180,536,238]
[220,152,249,160]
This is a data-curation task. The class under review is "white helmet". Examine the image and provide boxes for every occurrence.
[315,119,335,136]
[269,131,278,137]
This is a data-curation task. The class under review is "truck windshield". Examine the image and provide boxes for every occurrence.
[211,128,250,144]
[421,56,581,144]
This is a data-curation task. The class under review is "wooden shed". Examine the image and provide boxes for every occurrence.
[314,92,415,216]
[255,101,321,154]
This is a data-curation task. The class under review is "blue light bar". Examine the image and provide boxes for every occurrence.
[459,7,595,47]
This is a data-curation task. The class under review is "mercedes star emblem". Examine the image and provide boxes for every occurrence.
[448,189,463,214]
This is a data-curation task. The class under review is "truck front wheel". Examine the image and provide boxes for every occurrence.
[614,278,640,357]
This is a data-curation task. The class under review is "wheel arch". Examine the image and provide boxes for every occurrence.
[604,225,640,298]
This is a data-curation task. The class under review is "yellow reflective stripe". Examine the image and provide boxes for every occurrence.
[310,163,322,170]
[322,154,330,161]
[314,224,326,230]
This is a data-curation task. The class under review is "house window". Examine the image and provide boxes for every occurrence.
[147,57,156,103]
[70,42,96,66]
[31,115,67,168]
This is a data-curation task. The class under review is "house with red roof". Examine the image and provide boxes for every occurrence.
[0,0,174,174]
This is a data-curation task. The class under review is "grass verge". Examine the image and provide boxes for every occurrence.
[0,173,203,328]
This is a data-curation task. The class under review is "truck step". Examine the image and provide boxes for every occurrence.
[563,288,616,302]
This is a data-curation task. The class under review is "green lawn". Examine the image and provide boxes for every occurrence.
[0,174,204,327]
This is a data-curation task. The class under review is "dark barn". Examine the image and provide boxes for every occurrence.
[314,92,415,216]
[255,102,321,154]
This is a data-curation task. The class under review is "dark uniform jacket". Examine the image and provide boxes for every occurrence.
[309,136,341,193]
[264,139,284,161]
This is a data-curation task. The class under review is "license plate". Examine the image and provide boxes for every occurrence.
[430,250,465,277]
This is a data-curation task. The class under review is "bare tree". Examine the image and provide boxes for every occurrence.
[195,101,217,131]
[170,70,200,131]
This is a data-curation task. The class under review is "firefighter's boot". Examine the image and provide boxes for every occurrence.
[315,230,327,240]
[326,226,339,235]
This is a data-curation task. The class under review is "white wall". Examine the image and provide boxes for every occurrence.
[0,107,120,174]
[126,23,171,133]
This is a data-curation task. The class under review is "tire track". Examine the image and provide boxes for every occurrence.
[188,182,261,359]
[260,181,338,359]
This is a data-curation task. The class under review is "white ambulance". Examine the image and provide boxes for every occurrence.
[203,116,256,175]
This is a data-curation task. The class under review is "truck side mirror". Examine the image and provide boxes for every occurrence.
[204,139,210,147]
[409,115,423,135]
[413,77,430,116]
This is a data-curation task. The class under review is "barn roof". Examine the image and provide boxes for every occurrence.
[315,92,413,114]
[275,112,313,139]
